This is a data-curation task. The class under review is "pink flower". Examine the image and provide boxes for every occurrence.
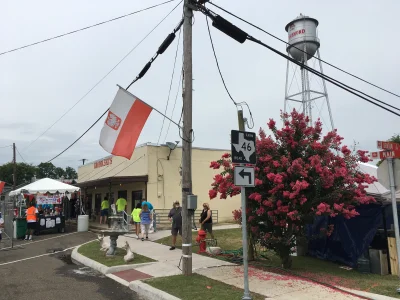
[210,161,220,169]
[209,189,217,199]
[267,118,276,129]
[255,178,263,186]
[341,146,351,156]
[222,153,230,158]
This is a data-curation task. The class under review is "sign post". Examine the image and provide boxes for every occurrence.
[373,141,400,286]
[231,130,256,300]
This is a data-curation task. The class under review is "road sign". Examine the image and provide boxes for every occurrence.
[377,159,400,191]
[377,141,400,151]
[370,150,400,160]
[234,166,255,187]
[231,130,256,165]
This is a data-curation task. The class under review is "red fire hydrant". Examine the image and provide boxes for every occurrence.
[196,229,207,253]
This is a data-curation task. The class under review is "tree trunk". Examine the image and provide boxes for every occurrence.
[280,252,293,269]
[248,226,255,261]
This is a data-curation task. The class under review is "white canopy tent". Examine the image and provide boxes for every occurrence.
[9,178,80,196]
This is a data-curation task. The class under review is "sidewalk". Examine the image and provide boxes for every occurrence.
[73,225,396,300]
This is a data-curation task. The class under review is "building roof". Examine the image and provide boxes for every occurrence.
[75,175,148,188]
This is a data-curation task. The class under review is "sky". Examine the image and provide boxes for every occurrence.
[1,0,399,170]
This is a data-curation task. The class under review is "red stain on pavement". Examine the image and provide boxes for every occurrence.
[112,269,153,282]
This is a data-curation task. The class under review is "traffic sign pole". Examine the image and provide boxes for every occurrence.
[388,158,400,283]
[236,110,252,300]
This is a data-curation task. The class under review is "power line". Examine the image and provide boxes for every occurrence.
[0,145,12,149]
[157,25,182,145]
[46,8,184,163]
[22,1,181,153]
[197,5,400,118]
[205,14,254,129]
[208,1,400,99]
[163,66,183,143]
[0,0,176,56]
[15,147,27,163]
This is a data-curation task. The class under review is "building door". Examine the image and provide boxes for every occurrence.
[117,190,127,200]
[131,190,143,209]
[95,194,102,215]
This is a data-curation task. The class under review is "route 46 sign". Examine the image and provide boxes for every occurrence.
[234,166,255,187]
[231,130,256,165]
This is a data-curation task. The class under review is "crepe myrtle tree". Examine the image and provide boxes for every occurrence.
[209,110,376,268]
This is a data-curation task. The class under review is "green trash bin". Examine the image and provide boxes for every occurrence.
[16,218,27,239]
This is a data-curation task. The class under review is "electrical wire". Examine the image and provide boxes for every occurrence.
[16,147,27,163]
[163,66,183,143]
[208,1,400,99]
[46,8,184,163]
[0,0,176,56]
[197,5,400,118]
[0,145,12,149]
[23,1,182,153]
[157,26,182,145]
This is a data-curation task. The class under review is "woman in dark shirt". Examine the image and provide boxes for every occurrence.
[200,203,214,239]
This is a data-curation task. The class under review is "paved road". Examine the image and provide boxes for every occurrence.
[0,229,141,300]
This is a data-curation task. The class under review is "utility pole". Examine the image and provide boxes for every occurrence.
[237,110,252,300]
[181,0,193,276]
[12,143,16,191]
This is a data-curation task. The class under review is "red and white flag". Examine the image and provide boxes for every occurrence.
[99,86,152,159]
[0,181,5,194]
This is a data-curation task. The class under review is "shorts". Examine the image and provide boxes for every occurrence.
[0,233,2,241]
[141,224,150,233]
[27,222,36,230]
[171,227,182,236]
[133,221,141,224]
[101,209,109,217]
[201,223,213,233]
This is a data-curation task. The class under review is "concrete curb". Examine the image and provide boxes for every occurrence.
[129,281,181,300]
[71,245,156,274]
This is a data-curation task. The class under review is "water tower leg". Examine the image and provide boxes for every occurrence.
[284,59,290,117]
[316,49,335,130]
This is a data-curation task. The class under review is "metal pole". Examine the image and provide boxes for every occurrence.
[316,49,334,131]
[181,0,193,276]
[238,110,251,300]
[12,143,16,191]
[388,158,400,285]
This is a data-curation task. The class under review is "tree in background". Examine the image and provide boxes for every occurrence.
[0,162,78,187]
[376,134,400,167]
[65,166,78,179]
[208,110,376,268]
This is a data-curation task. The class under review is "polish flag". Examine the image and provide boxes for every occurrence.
[99,86,152,159]
[0,181,5,194]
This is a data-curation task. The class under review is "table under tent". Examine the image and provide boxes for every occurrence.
[8,178,80,238]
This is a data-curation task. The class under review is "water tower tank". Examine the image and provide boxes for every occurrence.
[285,14,320,62]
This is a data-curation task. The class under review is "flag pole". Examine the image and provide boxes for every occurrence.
[117,85,182,128]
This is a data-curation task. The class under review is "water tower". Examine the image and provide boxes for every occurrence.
[283,14,334,130]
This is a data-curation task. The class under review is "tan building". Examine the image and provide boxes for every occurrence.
[77,143,240,222]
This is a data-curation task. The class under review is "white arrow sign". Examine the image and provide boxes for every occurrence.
[234,166,255,187]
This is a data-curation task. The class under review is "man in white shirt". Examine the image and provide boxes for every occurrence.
[0,212,4,242]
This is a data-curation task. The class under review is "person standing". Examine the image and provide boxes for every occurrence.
[25,202,38,241]
[116,197,127,214]
[139,204,152,241]
[200,203,214,239]
[141,199,154,231]
[0,212,4,243]
[131,202,141,239]
[168,201,182,250]
[100,196,109,225]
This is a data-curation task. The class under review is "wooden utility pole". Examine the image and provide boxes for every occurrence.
[12,143,16,191]
[181,0,193,276]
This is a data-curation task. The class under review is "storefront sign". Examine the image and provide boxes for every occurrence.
[94,157,113,169]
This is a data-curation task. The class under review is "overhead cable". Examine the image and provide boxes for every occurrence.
[208,1,400,99]
[157,26,182,145]
[23,1,182,153]
[0,0,176,56]
[46,12,184,163]
[196,4,400,118]
[205,14,254,129]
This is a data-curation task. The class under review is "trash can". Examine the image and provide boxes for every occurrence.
[14,218,27,239]
[77,215,89,232]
